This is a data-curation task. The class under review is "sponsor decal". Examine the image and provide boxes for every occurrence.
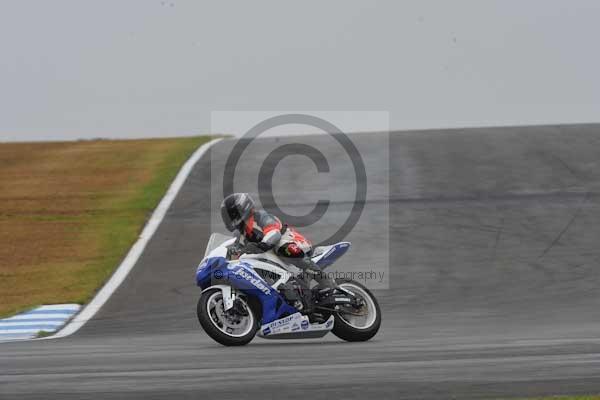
[231,265,272,295]
[325,320,333,328]
[336,297,351,303]
[323,248,335,259]
[268,314,295,328]
[291,323,300,332]
[262,327,271,335]
[301,320,309,330]
[321,243,350,261]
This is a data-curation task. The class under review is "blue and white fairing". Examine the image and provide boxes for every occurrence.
[311,242,351,269]
[196,256,297,324]
[196,235,351,326]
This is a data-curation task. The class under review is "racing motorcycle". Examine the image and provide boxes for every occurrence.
[195,233,381,346]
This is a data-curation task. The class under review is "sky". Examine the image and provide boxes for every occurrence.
[1,0,599,141]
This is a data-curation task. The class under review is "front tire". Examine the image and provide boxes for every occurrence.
[197,288,259,346]
[331,279,381,342]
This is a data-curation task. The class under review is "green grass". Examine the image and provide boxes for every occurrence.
[0,136,213,317]
[71,136,213,305]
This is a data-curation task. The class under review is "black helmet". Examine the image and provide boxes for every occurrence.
[220,193,255,231]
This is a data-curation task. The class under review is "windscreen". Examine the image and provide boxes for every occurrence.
[203,233,234,258]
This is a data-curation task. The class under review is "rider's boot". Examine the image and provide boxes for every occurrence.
[280,255,337,302]
[298,257,336,297]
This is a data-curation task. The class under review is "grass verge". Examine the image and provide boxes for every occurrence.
[0,136,212,317]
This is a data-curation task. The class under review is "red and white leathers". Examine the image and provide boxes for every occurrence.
[239,209,312,260]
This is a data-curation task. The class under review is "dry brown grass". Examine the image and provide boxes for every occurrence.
[0,136,211,317]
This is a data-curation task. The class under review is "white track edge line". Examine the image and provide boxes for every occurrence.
[46,138,223,340]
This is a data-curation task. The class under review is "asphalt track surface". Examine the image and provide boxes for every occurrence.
[3,124,600,399]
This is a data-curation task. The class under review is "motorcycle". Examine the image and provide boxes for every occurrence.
[195,233,381,346]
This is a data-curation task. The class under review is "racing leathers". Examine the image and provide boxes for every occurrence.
[237,209,313,265]
[233,208,336,309]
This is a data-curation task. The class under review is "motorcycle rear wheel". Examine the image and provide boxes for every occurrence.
[331,279,381,342]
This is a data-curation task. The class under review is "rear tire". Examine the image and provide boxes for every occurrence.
[331,279,381,342]
[197,288,259,346]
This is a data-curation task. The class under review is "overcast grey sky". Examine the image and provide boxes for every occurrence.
[1,0,599,141]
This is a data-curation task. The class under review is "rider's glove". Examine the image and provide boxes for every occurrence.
[243,242,266,254]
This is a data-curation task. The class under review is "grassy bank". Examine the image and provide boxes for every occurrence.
[0,136,212,317]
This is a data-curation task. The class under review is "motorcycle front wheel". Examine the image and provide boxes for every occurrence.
[197,288,259,346]
[331,279,382,342]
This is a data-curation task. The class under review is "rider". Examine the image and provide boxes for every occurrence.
[220,193,337,310]
[220,193,313,267]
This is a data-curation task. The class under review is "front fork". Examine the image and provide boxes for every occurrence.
[202,284,236,311]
